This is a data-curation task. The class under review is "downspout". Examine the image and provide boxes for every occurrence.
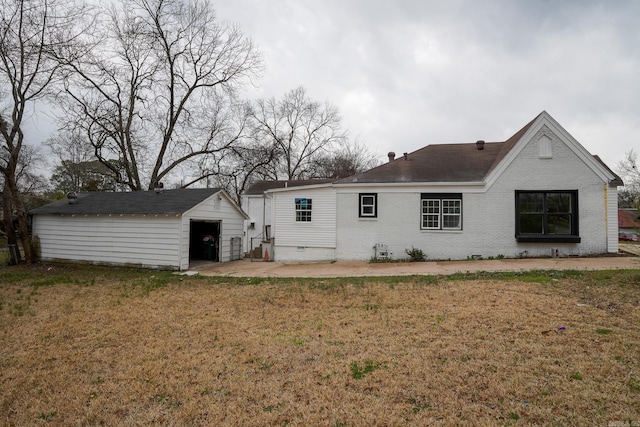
[179,214,185,271]
[604,183,612,253]
[604,184,608,243]
[262,192,267,241]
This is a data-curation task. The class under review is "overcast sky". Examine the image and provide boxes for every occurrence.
[215,0,639,174]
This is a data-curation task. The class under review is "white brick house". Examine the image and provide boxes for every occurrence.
[263,112,622,261]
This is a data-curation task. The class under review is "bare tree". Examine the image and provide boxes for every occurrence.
[311,139,379,179]
[1,141,51,263]
[13,144,50,194]
[203,143,279,205]
[617,149,639,209]
[250,86,347,180]
[56,0,262,191]
[0,0,89,263]
[46,130,129,192]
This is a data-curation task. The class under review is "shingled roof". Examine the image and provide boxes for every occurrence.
[336,115,538,184]
[29,188,223,215]
[619,209,640,228]
[244,179,335,195]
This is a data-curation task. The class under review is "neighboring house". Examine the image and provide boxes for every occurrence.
[30,188,248,270]
[264,111,622,261]
[619,208,640,234]
[241,179,334,255]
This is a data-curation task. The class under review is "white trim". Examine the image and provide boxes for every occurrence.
[359,193,377,217]
[335,181,485,189]
[485,111,617,189]
[266,183,334,193]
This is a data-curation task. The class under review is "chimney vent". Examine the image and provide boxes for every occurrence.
[387,152,395,162]
[403,152,408,160]
[476,140,485,150]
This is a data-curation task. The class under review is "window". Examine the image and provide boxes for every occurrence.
[359,193,377,218]
[421,193,462,230]
[295,198,312,222]
[515,190,580,242]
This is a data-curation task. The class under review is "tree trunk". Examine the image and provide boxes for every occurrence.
[4,174,33,263]
[2,180,21,264]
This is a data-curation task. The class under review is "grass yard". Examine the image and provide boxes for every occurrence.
[1,265,639,426]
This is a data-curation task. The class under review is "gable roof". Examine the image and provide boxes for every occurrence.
[619,209,640,228]
[336,115,539,184]
[336,112,622,186]
[593,155,624,186]
[244,179,335,195]
[29,188,224,215]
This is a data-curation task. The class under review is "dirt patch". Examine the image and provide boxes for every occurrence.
[196,256,640,278]
[1,267,639,425]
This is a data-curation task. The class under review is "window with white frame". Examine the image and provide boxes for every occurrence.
[295,198,312,222]
[359,193,377,218]
[421,193,462,230]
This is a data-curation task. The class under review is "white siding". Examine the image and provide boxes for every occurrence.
[33,215,182,269]
[33,192,248,271]
[607,185,619,253]
[181,193,246,269]
[241,194,272,253]
[272,186,336,261]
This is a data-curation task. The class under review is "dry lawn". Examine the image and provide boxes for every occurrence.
[1,265,639,426]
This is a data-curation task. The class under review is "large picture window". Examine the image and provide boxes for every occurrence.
[421,193,462,230]
[359,193,377,218]
[295,198,312,222]
[515,190,580,242]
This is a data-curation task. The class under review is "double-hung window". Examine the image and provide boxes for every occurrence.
[421,193,462,230]
[295,198,312,222]
[515,190,580,242]
[359,193,377,218]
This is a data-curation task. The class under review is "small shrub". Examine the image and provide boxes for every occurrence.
[405,247,426,262]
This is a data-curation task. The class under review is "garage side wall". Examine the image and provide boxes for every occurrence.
[32,215,182,269]
[182,194,246,269]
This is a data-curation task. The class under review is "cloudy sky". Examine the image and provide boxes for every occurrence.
[215,0,639,175]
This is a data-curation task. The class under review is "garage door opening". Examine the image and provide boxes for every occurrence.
[189,220,221,262]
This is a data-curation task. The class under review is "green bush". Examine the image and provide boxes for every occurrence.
[405,247,426,262]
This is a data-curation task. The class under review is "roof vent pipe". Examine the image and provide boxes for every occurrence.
[388,152,395,162]
[67,192,78,204]
[153,181,164,194]
[403,152,408,160]
[476,140,485,150]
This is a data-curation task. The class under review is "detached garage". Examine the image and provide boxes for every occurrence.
[29,188,248,270]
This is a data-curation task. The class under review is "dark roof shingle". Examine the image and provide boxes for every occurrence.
[336,115,539,184]
[244,179,335,195]
[29,188,223,215]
